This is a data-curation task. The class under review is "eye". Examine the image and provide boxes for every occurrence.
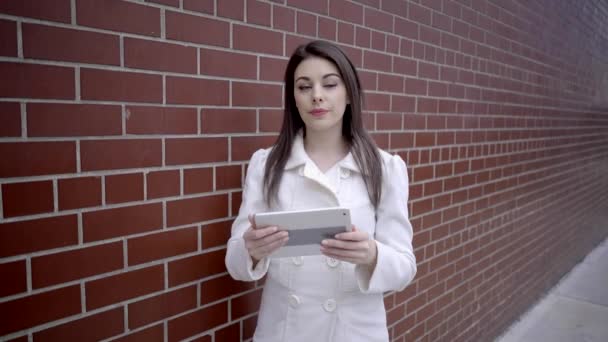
[297,85,312,91]
[324,84,337,89]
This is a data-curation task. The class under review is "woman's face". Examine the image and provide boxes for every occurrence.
[293,56,349,134]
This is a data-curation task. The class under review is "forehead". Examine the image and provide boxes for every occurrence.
[294,56,341,79]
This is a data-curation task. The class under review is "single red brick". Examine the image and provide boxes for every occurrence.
[82,203,163,242]
[286,0,328,15]
[201,109,256,133]
[126,106,197,135]
[127,227,198,266]
[31,242,123,289]
[165,137,228,165]
[23,23,120,65]
[76,0,160,36]
[243,315,258,340]
[232,82,282,107]
[166,76,229,106]
[408,3,431,25]
[247,0,271,27]
[218,0,244,20]
[80,139,162,171]
[81,68,162,103]
[0,102,21,137]
[377,113,402,131]
[166,194,228,227]
[231,191,242,218]
[201,221,232,249]
[364,92,391,112]
[128,285,197,328]
[167,249,225,286]
[58,176,101,210]
[378,74,404,93]
[199,48,257,79]
[233,24,283,55]
[231,135,276,161]
[337,22,354,45]
[382,0,407,17]
[356,26,371,48]
[200,274,254,304]
[0,285,80,336]
[371,31,386,51]
[0,141,76,178]
[0,19,17,57]
[363,50,391,72]
[86,265,164,310]
[392,95,416,112]
[231,289,262,319]
[0,62,74,100]
[259,109,283,133]
[390,132,414,150]
[146,170,180,199]
[216,322,240,341]
[183,167,213,195]
[259,56,288,82]
[273,6,295,32]
[105,173,144,204]
[395,18,418,40]
[27,103,122,137]
[296,11,317,36]
[285,34,310,57]
[2,180,54,218]
[0,215,78,258]
[110,324,164,342]
[168,302,227,342]
[183,0,214,14]
[0,0,71,23]
[0,260,27,297]
[329,0,363,24]
[34,308,124,342]
[216,165,242,190]
[318,17,337,40]
[166,11,229,47]
[124,37,197,74]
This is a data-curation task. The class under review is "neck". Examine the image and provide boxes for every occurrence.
[303,127,349,171]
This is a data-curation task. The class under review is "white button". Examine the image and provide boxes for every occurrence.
[340,169,350,179]
[326,257,340,268]
[292,256,303,266]
[289,294,301,308]
[323,299,337,312]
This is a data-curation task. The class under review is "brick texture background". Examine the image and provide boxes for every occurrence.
[1,0,608,341]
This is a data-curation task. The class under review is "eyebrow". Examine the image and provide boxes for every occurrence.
[295,73,341,83]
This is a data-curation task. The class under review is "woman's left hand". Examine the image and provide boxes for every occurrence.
[320,226,377,266]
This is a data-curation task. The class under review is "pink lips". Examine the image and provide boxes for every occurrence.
[309,108,328,117]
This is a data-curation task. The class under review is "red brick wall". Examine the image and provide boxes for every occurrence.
[1,0,607,341]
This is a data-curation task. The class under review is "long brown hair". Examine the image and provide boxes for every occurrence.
[263,40,383,209]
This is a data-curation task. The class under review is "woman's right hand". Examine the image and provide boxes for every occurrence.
[244,214,289,263]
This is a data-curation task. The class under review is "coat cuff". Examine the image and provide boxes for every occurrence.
[227,237,269,281]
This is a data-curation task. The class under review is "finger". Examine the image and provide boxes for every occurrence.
[335,230,368,241]
[248,214,257,229]
[321,248,365,262]
[322,239,369,250]
[246,229,288,250]
[252,235,289,258]
[244,226,279,240]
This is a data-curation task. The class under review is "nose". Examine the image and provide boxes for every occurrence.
[312,85,323,103]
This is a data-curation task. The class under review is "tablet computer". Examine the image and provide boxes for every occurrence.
[253,207,351,258]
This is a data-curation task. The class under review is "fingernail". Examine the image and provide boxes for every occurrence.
[321,240,328,245]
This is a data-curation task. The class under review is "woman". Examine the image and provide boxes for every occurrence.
[225,40,417,342]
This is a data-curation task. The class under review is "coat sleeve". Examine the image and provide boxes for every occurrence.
[355,153,417,293]
[225,149,271,282]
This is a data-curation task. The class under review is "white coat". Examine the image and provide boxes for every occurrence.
[225,133,417,342]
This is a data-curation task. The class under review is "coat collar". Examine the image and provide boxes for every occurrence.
[283,131,360,173]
